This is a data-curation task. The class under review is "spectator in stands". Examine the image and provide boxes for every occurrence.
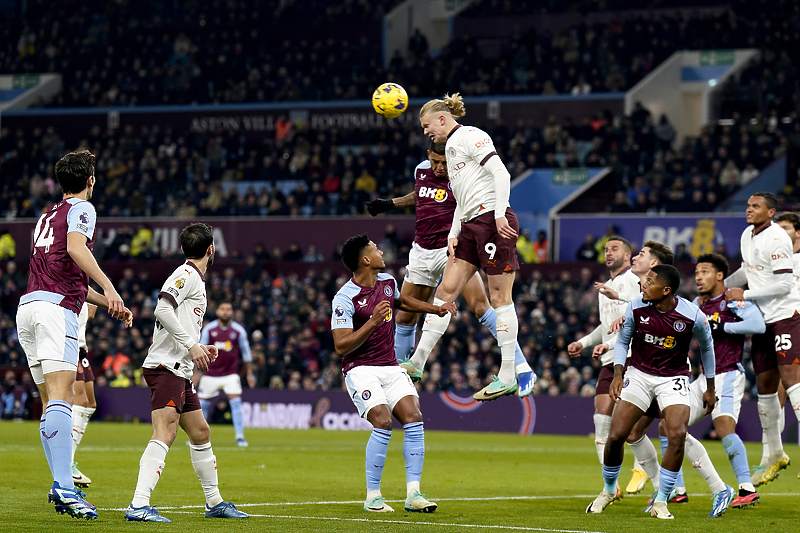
[0,230,15,260]
[576,234,599,262]
[533,231,549,263]
[516,230,536,263]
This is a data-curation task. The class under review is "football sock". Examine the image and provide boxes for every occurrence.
[190,442,223,507]
[131,439,169,508]
[629,436,660,490]
[593,413,611,465]
[410,299,451,370]
[685,434,725,493]
[394,324,417,362]
[39,415,54,479]
[403,422,425,496]
[602,463,621,493]
[200,398,213,420]
[659,435,684,490]
[494,304,518,384]
[761,406,785,464]
[45,400,75,490]
[655,467,679,502]
[366,429,391,491]
[71,405,94,461]
[786,384,800,442]
[721,434,752,487]
[757,392,783,458]
[479,308,532,375]
[230,396,245,439]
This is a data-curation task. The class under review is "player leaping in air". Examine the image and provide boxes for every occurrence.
[417,93,524,401]
[365,141,534,395]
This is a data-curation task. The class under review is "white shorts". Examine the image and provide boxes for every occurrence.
[688,369,745,425]
[197,374,243,399]
[404,242,447,287]
[345,365,418,418]
[620,366,690,413]
[17,301,79,383]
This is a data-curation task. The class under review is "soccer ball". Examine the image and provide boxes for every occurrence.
[372,83,408,119]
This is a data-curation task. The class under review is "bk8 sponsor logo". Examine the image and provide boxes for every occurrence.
[644,333,676,348]
[419,186,448,202]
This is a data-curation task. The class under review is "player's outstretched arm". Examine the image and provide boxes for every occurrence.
[723,266,747,289]
[332,300,391,356]
[67,231,124,318]
[396,293,457,316]
[366,191,416,216]
[725,301,766,335]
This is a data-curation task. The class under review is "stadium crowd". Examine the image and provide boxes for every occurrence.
[0,0,794,117]
[1,104,794,240]
[0,242,743,413]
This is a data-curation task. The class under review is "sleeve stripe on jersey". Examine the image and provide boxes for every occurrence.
[158,291,178,309]
[479,151,498,166]
[773,269,793,274]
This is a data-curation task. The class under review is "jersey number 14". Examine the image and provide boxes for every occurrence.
[33,212,57,254]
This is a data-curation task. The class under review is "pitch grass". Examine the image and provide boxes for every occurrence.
[1,421,798,533]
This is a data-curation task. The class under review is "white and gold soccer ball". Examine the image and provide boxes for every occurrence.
[372,83,408,119]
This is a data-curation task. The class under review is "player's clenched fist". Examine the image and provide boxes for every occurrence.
[370,300,392,324]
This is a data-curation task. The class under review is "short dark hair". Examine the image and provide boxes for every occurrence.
[776,212,800,231]
[651,264,680,295]
[606,235,632,253]
[54,150,95,195]
[429,141,446,155]
[341,233,370,272]
[696,252,729,278]
[180,223,214,259]
[643,240,674,265]
[753,191,779,210]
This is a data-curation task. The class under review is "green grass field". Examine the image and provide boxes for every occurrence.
[1,421,798,533]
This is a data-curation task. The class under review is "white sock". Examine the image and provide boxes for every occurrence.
[786,384,800,445]
[593,413,611,465]
[628,437,660,491]
[515,362,533,375]
[758,392,783,460]
[406,480,420,498]
[190,442,223,507]
[740,481,756,492]
[685,434,726,493]
[409,298,451,370]
[494,304,518,384]
[131,440,169,508]
[366,489,382,501]
[71,405,95,462]
[759,407,784,464]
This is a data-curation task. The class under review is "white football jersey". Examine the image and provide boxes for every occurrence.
[580,268,640,366]
[793,251,800,293]
[143,262,207,380]
[77,302,88,350]
[739,222,800,323]
[445,125,510,223]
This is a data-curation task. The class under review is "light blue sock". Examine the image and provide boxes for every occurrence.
[39,415,54,479]
[45,400,75,490]
[403,422,425,483]
[656,467,679,502]
[366,429,392,490]
[602,463,621,493]
[200,398,212,420]
[660,435,684,488]
[479,308,526,367]
[722,434,751,486]
[230,396,245,438]
[394,324,416,362]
